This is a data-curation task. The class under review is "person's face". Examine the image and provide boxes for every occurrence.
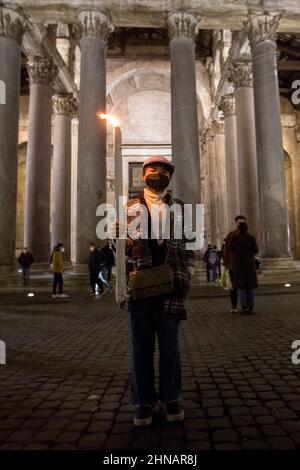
[142,164,171,193]
[236,218,246,228]
[23,248,28,253]
[60,246,65,252]
[90,245,95,252]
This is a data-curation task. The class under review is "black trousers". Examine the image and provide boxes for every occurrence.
[90,270,103,293]
[53,273,63,294]
[106,265,112,282]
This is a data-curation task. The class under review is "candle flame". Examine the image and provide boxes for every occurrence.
[97,113,120,127]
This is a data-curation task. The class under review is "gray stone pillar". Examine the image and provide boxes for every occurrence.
[213,120,227,245]
[0,7,24,268]
[75,10,113,265]
[247,12,290,258]
[24,56,58,263]
[200,129,211,245]
[230,61,260,237]
[167,11,201,205]
[206,125,218,246]
[51,93,78,260]
[219,94,240,232]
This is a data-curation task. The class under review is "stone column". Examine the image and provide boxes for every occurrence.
[206,125,218,246]
[246,12,290,259]
[230,61,260,236]
[200,129,211,245]
[167,11,201,206]
[212,120,227,245]
[75,10,114,265]
[24,56,58,263]
[219,94,240,232]
[51,93,78,260]
[0,7,24,268]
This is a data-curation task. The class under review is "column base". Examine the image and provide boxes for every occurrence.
[260,257,300,283]
[70,263,89,275]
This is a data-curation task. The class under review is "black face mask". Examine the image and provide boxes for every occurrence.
[145,173,170,192]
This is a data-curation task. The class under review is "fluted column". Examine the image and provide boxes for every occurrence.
[75,10,114,265]
[206,125,218,246]
[0,7,24,268]
[200,129,211,244]
[167,11,201,206]
[219,94,240,231]
[213,120,227,245]
[230,61,259,236]
[246,12,290,258]
[24,57,58,263]
[51,93,78,260]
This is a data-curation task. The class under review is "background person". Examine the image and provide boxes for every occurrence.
[223,215,247,313]
[88,243,103,296]
[52,243,68,298]
[18,247,34,287]
[230,222,259,315]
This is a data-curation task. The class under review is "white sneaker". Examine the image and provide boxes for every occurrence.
[52,294,58,299]
[58,293,68,298]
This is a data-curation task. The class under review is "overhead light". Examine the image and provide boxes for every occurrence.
[27,293,35,297]
[284,283,292,288]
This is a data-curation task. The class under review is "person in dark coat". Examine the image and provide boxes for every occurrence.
[230,222,259,315]
[88,243,103,295]
[203,244,212,284]
[18,247,34,287]
[101,240,115,281]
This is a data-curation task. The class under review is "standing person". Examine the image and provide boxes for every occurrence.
[230,222,259,315]
[88,243,103,296]
[17,247,34,287]
[203,244,212,284]
[101,240,115,282]
[98,245,113,292]
[125,155,195,427]
[208,246,219,285]
[223,215,247,313]
[52,243,68,298]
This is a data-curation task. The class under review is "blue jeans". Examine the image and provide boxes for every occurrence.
[99,270,111,290]
[238,289,255,310]
[209,263,218,282]
[128,297,181,407]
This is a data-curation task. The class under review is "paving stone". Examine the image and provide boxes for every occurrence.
[268,437,296,450]
[78,433,107,449]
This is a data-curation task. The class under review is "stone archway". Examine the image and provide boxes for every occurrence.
[284,150,297,258]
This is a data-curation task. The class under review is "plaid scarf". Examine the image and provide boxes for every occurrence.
[126,192,195,320]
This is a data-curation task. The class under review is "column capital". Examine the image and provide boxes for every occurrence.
[229,61,253,88]
[167,11,198,42]
[27,56,58,86]
[0,6,24,44]
[219,93,236,117]
[76,9,114,42]
[52,93,78,116]
[245,11,282,48]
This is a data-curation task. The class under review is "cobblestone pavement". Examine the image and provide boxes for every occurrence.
[1,284,300,451]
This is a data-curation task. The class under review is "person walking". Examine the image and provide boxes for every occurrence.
[51,243,68,298]
[208,246,219,285]
[230,222,259,315]
[88,243,103,296]
[101,240,115,282]
[223,215,247,313]
[125,155,195,427]
[203,244,212,284]
[17,247,34,287]
[98,245,113,292]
